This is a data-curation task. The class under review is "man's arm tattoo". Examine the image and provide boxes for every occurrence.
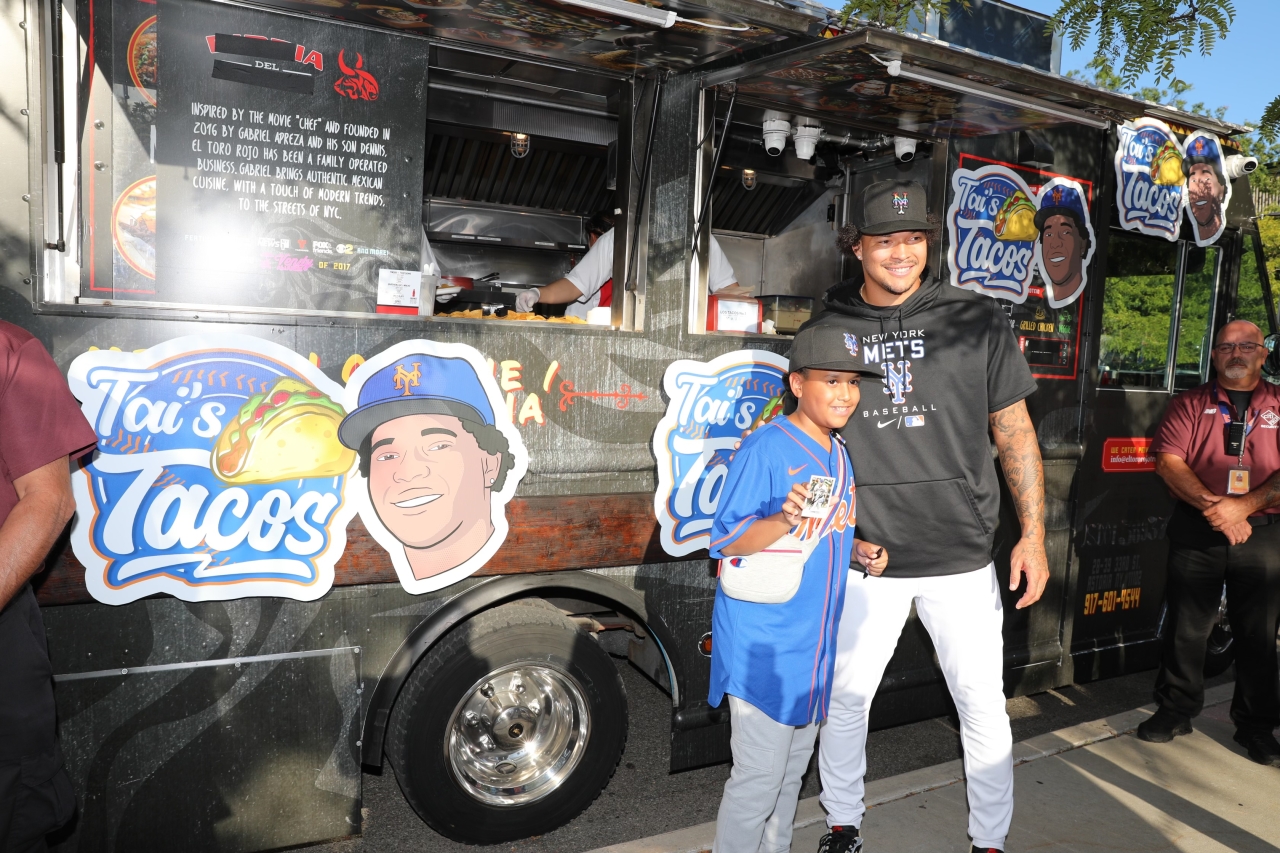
[1252,470,1280,512]
[990,403,1045,537]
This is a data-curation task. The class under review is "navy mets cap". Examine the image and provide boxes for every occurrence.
[853,179,934,236]
[788,324,884,378]
[1034,183,1090,234]
[339,353,495,450]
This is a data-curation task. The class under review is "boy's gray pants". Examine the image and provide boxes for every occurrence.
[712,695,820,853]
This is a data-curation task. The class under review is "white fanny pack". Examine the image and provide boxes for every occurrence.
[718,532,818,604]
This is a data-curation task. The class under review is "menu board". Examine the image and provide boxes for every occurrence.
[154,0,428,312]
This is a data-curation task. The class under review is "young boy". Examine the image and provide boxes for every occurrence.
[709,324,889,853]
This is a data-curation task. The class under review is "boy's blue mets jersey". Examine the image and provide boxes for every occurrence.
[708,416,856,726]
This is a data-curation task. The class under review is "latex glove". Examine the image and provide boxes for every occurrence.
[515,288,540,313]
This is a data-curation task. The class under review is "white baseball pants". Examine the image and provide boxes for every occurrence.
[712,695,820,853]
[818,563,1013,849]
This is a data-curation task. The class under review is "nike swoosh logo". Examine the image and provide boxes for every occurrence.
[788,465,807,476]
[877,419,899,428]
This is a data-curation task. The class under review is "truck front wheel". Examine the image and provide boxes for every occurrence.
[386,601,628,843]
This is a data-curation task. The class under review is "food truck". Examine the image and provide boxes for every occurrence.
[5,0,1274,847]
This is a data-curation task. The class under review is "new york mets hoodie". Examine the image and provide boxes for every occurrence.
[800,271,1037,577]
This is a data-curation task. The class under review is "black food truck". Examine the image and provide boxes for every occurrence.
[5,0,1275,847]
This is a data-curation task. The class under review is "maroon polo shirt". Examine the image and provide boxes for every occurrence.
[1151,379,1280,517]
[0,321,96,761]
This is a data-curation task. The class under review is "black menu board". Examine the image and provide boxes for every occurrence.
[155,0,428,312]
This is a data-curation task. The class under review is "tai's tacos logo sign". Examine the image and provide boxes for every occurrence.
[653,350,788,556]
[69,336,358,605]
[1115,117,1186,241]
[948,165,1039,303]
[948,164,1097,309]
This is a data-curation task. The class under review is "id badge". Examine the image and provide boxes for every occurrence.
[801,475,836,518]
[1227,467,1251,495]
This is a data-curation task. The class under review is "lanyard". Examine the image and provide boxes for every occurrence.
[1214,384,1261,466]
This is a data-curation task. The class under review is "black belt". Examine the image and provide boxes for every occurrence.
[1248,514,1280,527]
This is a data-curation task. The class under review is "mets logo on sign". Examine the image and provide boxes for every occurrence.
[947,164,1038,303]
[1114,118,1185,242]
[68,336,358,605]
[652,350,789,556]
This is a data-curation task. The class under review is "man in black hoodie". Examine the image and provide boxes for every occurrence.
[808,180,1048,853]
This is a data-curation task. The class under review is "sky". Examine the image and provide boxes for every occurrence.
[1005,0,1279,127]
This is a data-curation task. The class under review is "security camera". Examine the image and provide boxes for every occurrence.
[894,136,917,162]
[762,110,791,157]
[792,122,823,160]
[1226,154,1260,179]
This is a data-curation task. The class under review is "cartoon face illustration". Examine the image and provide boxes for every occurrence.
[1033,180,1094,309]
[364,412,509,578]
[1187,162,1226,230]
[1040,214,1085,292]
[340,344,528,593]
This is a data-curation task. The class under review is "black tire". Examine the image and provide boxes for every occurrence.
[385,601,628,844]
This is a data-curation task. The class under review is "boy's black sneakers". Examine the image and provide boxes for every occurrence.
[1135,707,1192,743]
[817,825,862,853]
[971,848,1003,853]
[1233,729,1280,766]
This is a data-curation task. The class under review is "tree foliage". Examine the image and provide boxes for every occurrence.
[1050,1,1234,91]
[837,0,967,29]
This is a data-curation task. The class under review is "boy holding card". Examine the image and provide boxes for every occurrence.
[708,325,888,853]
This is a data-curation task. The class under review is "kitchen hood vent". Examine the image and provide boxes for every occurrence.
[424,124,612,216]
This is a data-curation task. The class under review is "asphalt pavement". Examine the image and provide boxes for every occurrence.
[307,658,1231,853]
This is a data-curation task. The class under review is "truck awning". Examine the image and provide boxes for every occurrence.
[700,27,1149,137]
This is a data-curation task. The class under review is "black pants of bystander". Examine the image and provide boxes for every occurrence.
[1154,522,1280,732]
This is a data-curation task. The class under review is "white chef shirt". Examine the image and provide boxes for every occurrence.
[562,228,738,319]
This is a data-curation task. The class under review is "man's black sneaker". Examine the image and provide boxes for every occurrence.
[971,847,1004,853]
[1135,707,1192,743]
[817,825,862,853]
[1233,729,1280,767]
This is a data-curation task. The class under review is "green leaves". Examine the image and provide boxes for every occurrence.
[836,0,968,30]
[1049,1,1235,91]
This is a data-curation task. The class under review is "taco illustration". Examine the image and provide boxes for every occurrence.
[993,190,1038,242]
[1150,139,1184,186]
[213,378,355,484]
[751,394,786,431]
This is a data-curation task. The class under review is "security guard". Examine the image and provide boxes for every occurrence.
[1144,319,1280,766]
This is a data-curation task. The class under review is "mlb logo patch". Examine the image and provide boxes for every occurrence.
[905,415,925,427]
[1263,410,1280,428]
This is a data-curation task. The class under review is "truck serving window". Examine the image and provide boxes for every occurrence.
[67,0,630,330]
[1098,233,1220,391]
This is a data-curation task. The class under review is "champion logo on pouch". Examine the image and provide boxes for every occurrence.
[67,336,358,605]
[1262,410,1280,428]
[1114,118,1185,242]
[843,333,859,358]
[653,350,789,556]
[905,415,925,427]
[947,165,1038,302]
[729,557,746,567]
[892,191,909,215]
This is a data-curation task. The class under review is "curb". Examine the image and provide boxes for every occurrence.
[585,683,1235,853]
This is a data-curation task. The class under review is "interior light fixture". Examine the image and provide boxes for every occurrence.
[741,168,757,190]
[885,60,1108,130]
[510,132,530,159]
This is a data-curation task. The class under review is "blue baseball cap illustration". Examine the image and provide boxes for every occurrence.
[1033,183,1089,236]
[1181,134,1226,185]
[339,353,495,450]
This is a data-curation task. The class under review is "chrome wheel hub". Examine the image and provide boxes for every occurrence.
[447,663,590,806]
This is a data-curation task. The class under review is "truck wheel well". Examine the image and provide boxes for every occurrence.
[361,572,681,768]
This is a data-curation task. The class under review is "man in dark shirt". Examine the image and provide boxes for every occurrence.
[804,181,1049,853]
[0,322,97,850]
[1145,319,1280,766]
